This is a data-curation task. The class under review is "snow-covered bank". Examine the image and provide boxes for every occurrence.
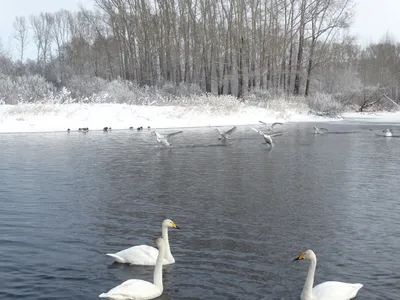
[0,102,336,133]
[1,102,399,134]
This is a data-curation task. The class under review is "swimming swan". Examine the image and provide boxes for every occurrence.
[151,130,183,147]
[258,121,283,132]
[383,129,393,137]
[100,238,166,300]
[210,125,237,140]
[294,249,363,300]
[313,126,329,134]
[106,219,179,265]
[250,126,282,147]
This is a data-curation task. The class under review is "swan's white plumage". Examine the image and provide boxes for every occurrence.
[151,130,182,147]
[106,219,178,266]
[250,126,282,147]
[106,245,170,265]
[209,125,237,140]
[383,129,393,137]
[313,126,329,134]
[312,281,363,300]
[295,249,363,300]
[99,280,162,300]
[100,238,166,300]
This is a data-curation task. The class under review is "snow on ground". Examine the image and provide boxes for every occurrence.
[0,102,337,133]
[0,102,399,133]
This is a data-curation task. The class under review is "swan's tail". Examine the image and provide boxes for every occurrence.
[99,293,108,298]
[106,253,126,263]
[351,283,363,297]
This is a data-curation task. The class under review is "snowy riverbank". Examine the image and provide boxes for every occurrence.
[0,102,399,133]
[0,102,335,133]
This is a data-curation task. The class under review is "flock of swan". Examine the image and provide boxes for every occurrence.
[149,121,286,148]
[99,219,363,300]
[149,121,396,148]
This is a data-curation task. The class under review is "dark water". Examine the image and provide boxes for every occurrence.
[0,123,399,300]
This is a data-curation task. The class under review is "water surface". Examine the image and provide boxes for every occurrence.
[0,122,399,299]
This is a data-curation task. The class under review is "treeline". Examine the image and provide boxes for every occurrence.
[1,0,400,104]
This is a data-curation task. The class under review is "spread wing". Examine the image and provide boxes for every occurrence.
[270,132,283,137]
[209,125,222,135]
[166,131,183,139]
[319,128,329,132]
[152,131,164,139]
[224,126,237,135]
[250,126,264,136]
[271,122,283,129]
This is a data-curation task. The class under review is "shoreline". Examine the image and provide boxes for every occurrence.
[0,103,399,134]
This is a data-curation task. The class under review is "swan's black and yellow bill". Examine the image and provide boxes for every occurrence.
[293,253,305,261]
[172,222,180,229]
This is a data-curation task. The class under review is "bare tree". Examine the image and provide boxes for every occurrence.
[13,16,29,62]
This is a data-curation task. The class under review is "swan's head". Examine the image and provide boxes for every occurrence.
[155,237,165,249]
[163,219,179,229]
[313,126,318,130]
[294,249,316,261]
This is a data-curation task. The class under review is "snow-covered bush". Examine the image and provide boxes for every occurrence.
[65,75,108,100]
[308,92,343,117]
[0,74,54,104]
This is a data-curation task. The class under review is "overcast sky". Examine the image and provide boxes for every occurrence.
[1,0,400,59]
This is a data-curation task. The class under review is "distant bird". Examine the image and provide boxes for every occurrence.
[210,125,237,140]
[103,127,110,132]
[79,127,89,132]
[129,127,134,130]
[313,126,328,134]
[383,129,393,137]
[148,126,151,129]
[137,126,144,131]
[250,126,282,147]
[151,130,183,147]
[67,128,70,132]
[259,121,283,132]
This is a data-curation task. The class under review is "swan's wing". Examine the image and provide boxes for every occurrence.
[259,120,267,125]
[250,126,264,136]
[112,245,161,265]
[100,279,161,299]
[313,281,363,300]
[209,125,222,135]
[270,132,283,137]
[167,131,183,139]
[319,128,329,132]
[224,126,237,135]
[153,131,164,139]
[271,122,283,129]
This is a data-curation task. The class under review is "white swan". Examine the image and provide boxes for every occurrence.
[383,129,393,137]
[151,130,183,147]
[210,125,237,140]
[294,249,363,300]
[313,126,329,134]
[106,219,179,266]
[259,121,283,132]
[100,238,166,300]
[250,126,282,147]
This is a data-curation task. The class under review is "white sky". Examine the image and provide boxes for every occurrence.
[0,0,400,59]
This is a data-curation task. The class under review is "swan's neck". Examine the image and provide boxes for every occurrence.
[301,257,317,300]
[162,226,174,262]
[153,243,165,291]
